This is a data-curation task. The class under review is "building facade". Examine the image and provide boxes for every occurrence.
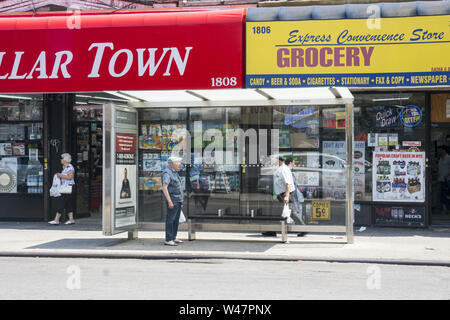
[0,1,449,229]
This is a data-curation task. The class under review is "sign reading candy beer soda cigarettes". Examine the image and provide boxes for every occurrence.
[246,15,450,88]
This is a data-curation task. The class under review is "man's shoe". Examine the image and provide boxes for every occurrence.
[297,232,308,237]
[261,231,277,237]
[174,239,183,244]
[48,220,59,225]
[164,241,178,246]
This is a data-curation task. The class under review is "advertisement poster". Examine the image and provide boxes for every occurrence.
[293,171,320,187]
[372,152,425,202]
[322,141,346,199]
[142,153,162,172]
[311,200,331,220]
[139,135,162,150]
[374,205,425,227]
[353,141,366,200]
[246,15,450,88]
[162,124,187,151]
[139,176,162,191]
[115,133,137,228]
[335,112,346,129]
[323,110,337,129]
[0,157,18,193]
[400,105,423,127]
[376,107,398,127]
[378,133,388,146]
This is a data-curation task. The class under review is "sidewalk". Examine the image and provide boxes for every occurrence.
[0,217,449,266]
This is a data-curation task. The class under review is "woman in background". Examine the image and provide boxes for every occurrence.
[48,153,76,225]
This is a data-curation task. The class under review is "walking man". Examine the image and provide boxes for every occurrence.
[262,156,295,237]
[162,156,184,246]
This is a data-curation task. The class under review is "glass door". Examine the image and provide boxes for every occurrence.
[73,105,103,218]
[74,123,90,216]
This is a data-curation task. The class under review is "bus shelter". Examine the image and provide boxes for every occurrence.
[102,87,355,243]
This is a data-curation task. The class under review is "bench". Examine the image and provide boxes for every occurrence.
[187,214,289,243]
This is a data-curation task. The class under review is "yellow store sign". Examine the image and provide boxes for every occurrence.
[246,15,450,88]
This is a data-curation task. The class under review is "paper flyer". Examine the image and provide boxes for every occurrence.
[372,152,425,202]
[322,141,346,199]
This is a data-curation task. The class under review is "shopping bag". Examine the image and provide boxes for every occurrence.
[49,174,61,197]
[281,203,291,218]
[59,184,72,194]
[179,210,186,223]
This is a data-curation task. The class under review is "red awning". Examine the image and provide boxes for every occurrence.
[0,8,246,93]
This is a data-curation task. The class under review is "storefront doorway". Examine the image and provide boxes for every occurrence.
[73,104,104,219]
[430,124,450,224]
[430,93,450,226]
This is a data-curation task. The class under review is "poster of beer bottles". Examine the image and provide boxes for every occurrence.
[372,152,425,202]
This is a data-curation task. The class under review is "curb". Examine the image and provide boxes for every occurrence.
[1,250,449,267]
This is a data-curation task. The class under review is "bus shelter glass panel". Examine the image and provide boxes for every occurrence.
[187,107,241,216]
[257,104,349,227]
[137,108,188,222]
[136,104,351,227]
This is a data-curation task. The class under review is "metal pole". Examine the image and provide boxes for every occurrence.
[128,229,138,240]
[346,102,354,244]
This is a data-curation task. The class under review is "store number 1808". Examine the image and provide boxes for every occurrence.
[211,77,237,87]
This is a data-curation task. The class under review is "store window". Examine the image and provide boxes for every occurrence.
[0,95,44,195]
[354,92,426,202]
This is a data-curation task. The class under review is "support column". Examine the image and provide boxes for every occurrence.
[128,229,138,240]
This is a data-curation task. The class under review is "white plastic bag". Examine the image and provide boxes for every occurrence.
[282,203,291,218]
[179,210,186,223]
[282,203,295,224]
[49,174,61,197]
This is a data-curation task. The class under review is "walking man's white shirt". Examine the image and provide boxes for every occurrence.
[274,163,295,197]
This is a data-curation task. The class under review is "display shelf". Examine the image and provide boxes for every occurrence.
[0,155,44,158]
[0,139,42,142]
[0,120,43,124]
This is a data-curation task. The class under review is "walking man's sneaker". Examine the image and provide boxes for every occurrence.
[164,240,178,246]
[174,239,183,244]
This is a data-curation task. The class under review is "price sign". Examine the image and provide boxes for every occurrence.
[311,200,331,220]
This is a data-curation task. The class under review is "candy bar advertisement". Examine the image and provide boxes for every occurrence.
[372,152,425,202]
